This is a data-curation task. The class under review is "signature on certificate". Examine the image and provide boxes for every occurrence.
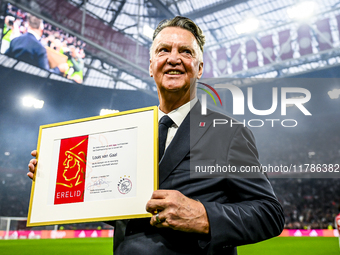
[87,177,111,190]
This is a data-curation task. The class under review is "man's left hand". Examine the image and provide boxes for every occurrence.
[146,190,210,234]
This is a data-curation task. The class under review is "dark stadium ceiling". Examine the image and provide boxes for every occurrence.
[3,0,340,91]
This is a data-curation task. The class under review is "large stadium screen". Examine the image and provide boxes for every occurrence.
[0,2,86,84]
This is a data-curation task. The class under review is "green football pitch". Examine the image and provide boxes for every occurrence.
[0,237,339,255]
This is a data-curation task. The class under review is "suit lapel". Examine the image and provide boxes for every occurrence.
[159,101,214,185]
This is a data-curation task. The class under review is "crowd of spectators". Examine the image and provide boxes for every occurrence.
[0,169,30,217]
[1,4,86,83]
[255,122,340,230]
[272,178,339,230]
[41,23,86,83]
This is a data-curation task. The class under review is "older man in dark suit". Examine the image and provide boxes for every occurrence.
[28,16,284,255]
[5,14,67,74]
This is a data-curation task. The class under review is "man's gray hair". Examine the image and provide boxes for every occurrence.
[150,16,205,61]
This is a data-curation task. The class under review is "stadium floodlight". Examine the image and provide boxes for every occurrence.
[328,89,340,99]
[22,96,44,109]
[100,109,119,116]
[287,1,317,20]
[235,18,260,35]
[143,24,154,40]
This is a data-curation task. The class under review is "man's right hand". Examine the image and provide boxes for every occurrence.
[58,62,69,73]
[27,150,37,180]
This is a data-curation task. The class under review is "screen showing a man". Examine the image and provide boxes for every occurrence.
[5,14,67,74]
[1,3,86,84]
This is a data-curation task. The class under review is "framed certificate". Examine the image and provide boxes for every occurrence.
[27,106,158,227]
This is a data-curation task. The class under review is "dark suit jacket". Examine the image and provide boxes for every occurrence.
[113,101,284,255]
[5,32,59,73]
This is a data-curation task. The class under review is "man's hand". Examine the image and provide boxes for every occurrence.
[146,190,210,234]
[58,63,69,73]
[27,150,37,180]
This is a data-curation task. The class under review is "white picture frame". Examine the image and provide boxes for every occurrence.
[27,106,158,226]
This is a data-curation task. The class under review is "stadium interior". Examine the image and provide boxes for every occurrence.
[0,0,339,241]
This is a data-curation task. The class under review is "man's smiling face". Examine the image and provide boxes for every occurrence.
[149,26,203,100]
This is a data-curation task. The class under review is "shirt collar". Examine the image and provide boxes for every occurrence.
[27,29,41,41]
[158,97,198,127]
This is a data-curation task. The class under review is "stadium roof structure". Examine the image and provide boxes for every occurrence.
[2,0,340,90]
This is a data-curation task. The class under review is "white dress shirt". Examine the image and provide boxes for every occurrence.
[158,97,198,150]
[27,29,41,41]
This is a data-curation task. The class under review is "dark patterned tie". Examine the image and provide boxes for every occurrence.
[159,115,174,161]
